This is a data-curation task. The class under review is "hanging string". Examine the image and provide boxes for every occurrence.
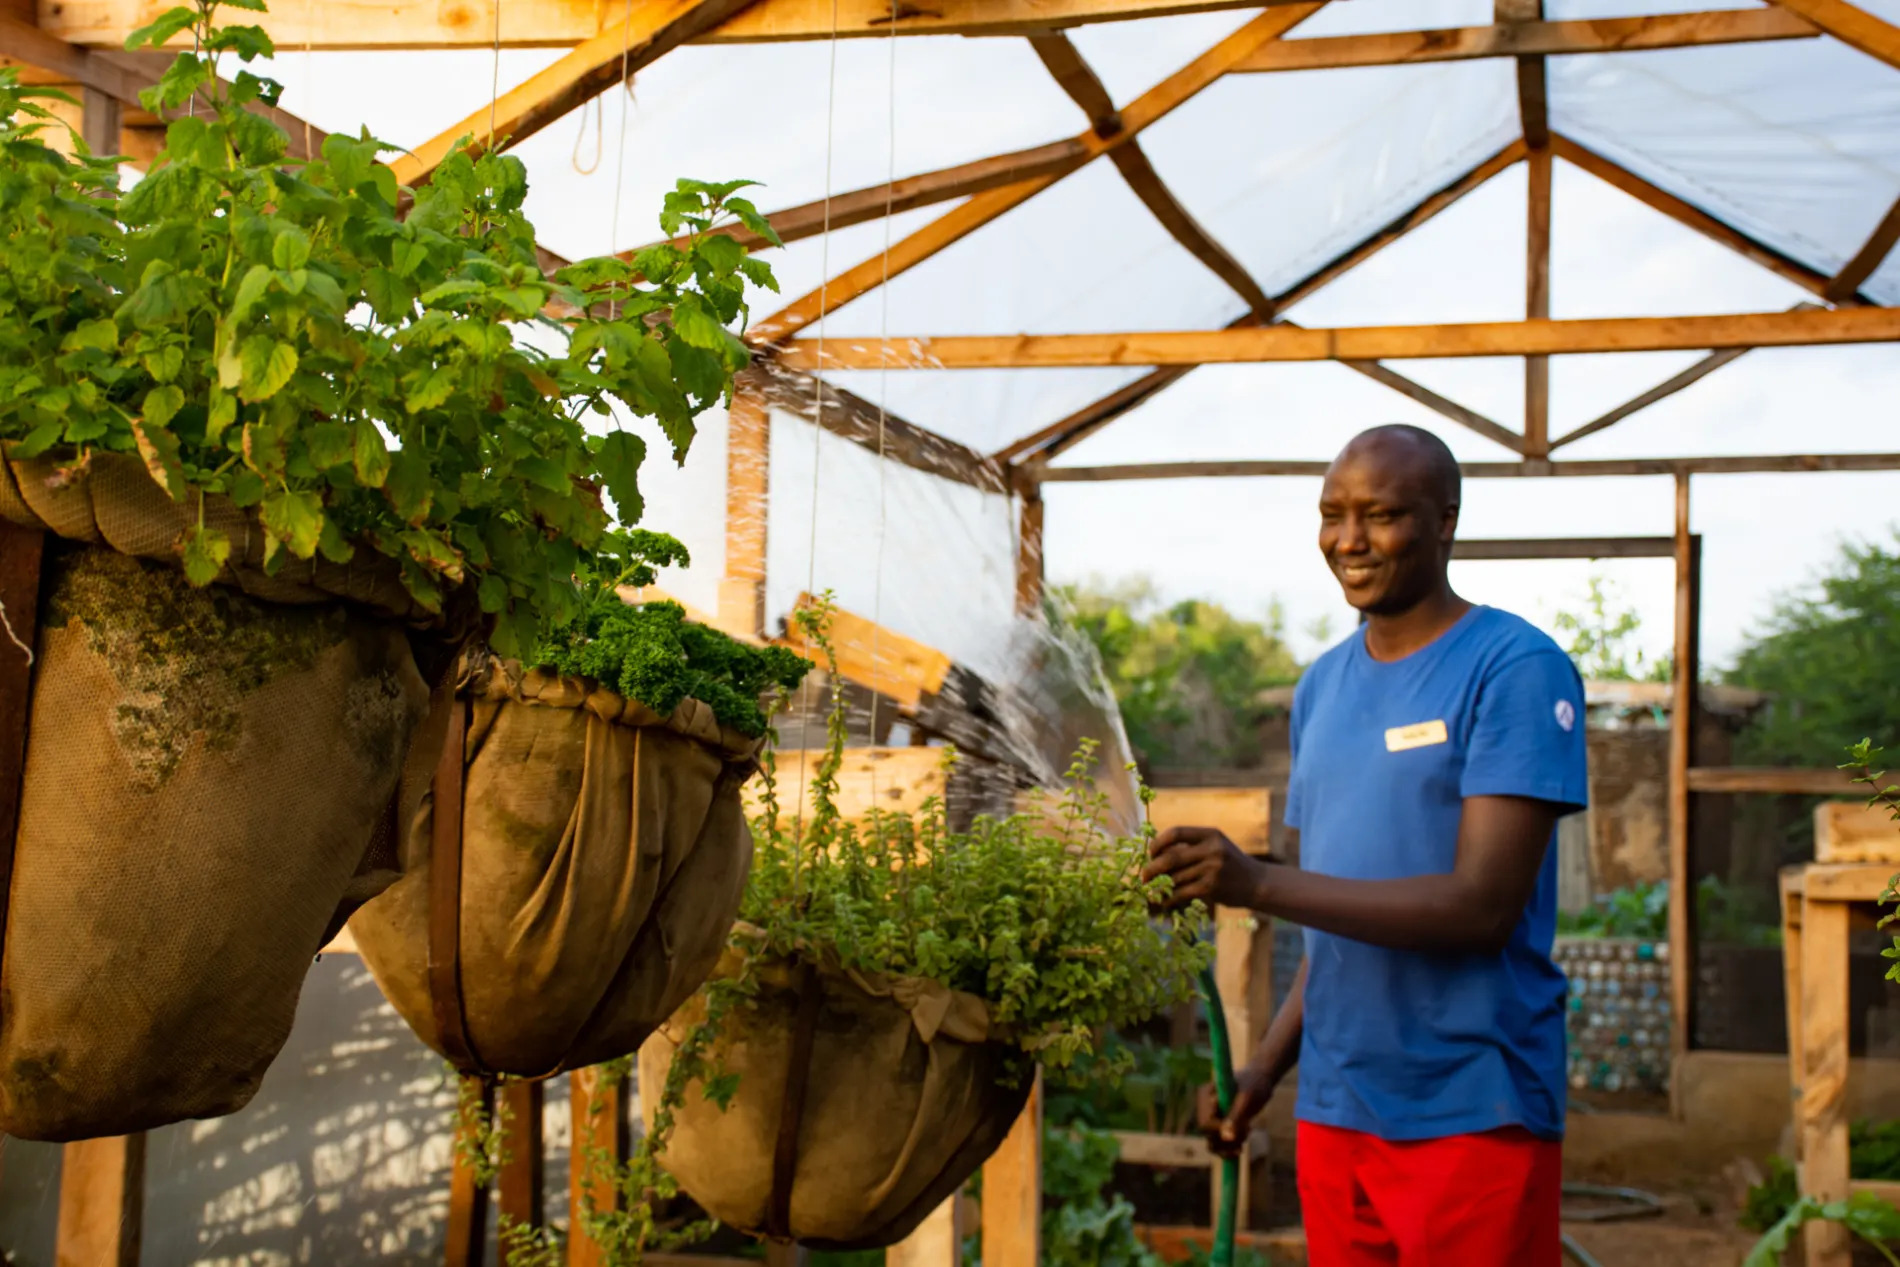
[572,95,603,175]
[608,0,636,320]
[864,0,899,814]
[792,0,846,833]
[0,599,31,668]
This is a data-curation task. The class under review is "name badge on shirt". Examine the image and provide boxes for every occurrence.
[1385,719,1449,752]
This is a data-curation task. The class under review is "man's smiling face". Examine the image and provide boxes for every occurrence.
[1317,435,1458,616]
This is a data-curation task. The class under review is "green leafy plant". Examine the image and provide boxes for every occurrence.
[1552,573,1670,684]
[1047,1031,1213,1136]
[1042,1123,1163,1267]
[0,0,782,656]
[527,532,811,736]
[1745,1191,1900,1266]
[1845,740,1900,983]
[733,595,1213,1081]
[1557,880,1669,940]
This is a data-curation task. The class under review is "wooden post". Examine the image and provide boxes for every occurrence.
[1525,141,1552,458]
[444,1075,492,1267]
[720,371,770,640]
[1779,870,1806,1151]
[1799,892,1851,1266]
[568,1066,627,1267]
[1015,479,1044,617]
[55,1134,145,1267]
[1666,472,1695,1112]
[888,1195,964,1267]
[498,1078,545,1231]
[981,1073,1042,1267]
[80,85,121,159]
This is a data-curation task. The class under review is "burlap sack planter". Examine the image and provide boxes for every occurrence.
[0,449,452,1141]
[640,941,1033,1250]
[350,653,761,1077]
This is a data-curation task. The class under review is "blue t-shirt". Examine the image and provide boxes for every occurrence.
[1284,605,1587,1142]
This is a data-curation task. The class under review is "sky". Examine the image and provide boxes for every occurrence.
[236,0,1900,676]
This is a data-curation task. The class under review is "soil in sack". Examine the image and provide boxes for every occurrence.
[638,939,1033,1250]
[350,654,760,1076]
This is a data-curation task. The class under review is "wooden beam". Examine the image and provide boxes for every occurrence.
[1768,0,1900,71]
[1233,8,1818,73]
[1029,33,1273,316]
[1516,0,1553,459]
[779,305,1900,370]
[643,138,1090,257]
[567,1068,625,1267]
[990,141,1529,464]
[445,1076,493,1267]
[1796,890,1852,1260]
[80,84,119,156]
[747,3,1324,346]
[1336,354,1523,456]
[1551,133,1845,303]
[386,0,759,189]
[981,1076,1042,1267]
[776,592,954,709]
[1825,190,1900,303]
[1037,451,1900,481]
[41,0,610,49]
[718,372,770,641]
[498,1079,545,1232]
[1016,482,1044,616]
[756,366,1009,493]
[1550,347,1750,451]
[1687,767,1862,795]
[706,0,1283,42]
[1666,472,1694,1109]
[56,1135,145,1267]
[1451,536,1675,559]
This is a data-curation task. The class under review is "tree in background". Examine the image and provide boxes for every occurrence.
[1052,579,1302,770]
[1551,574,1671,683]
[1728,531,1900,766]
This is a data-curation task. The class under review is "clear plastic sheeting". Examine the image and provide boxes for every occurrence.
[1548,36,1900,302]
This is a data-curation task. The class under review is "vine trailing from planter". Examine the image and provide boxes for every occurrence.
[0,0,782,656]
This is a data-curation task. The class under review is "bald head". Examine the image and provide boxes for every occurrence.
[1333,424,1461,516]
[1317,425,1462,617]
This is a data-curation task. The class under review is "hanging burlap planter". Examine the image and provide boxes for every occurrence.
[640,938,1033,1250]
[350,651,761,1077]
[0,449,458,1141]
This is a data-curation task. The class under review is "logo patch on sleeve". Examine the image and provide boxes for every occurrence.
[1554,699,1577,732]
[1385,719,1449,752]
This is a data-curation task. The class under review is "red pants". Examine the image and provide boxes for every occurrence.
[1296,1121,1561,1267]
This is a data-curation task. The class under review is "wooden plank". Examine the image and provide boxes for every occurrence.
[55,1135,144,1267]
[1815,801,1900,864]
[1524,136,1552,458]
[1798,864,1900,903]
[1686,767,1862,795]
[776,594,954,708]
[993,141,1526,464]
[1550,346,1753,451]
[643,139,1090,257]
[981,1074,1042,1267]
[1111,141,1275,316]
[1039,452,1900,481]
[744,747,952,824]
[1016,485,1044,616]
[1850,1179,1900,1205]
[758,367,1009,494]
[1770,0,1900,72]
[1779,870,1806,1167]
[498,1079,545,1231]
[41,0,608,49]
[1149,788,1272,856]
[1233,7,1818,72]
[1335,354,1524,456]
[1826,190,1900,303]
[80,84,119,156]
[386,0,758,189]
[888,1196,963,1267]
[1666,474,1694,1112]
[1798,893,1852,1266]
[1030,33,1120,132]
[1451,536,1674,559]
[1115,1131,1211,1168]
[1551,133,1844,302]
[719,373,770,641]
[746,4,1324,347]
[444,1076,492,1267]
[777,305,1900,370]
[705,0,1283,43]
[568,1065,626,1267]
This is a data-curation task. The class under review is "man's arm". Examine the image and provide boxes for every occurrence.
[1206,955,1307,1152]
[1145,794,1562,956]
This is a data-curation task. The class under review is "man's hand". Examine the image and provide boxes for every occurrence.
[1142,825,1264,911]
[1196,1061,1279,1158]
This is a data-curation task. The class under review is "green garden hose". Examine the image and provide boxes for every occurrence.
[1197,964,1240,1267]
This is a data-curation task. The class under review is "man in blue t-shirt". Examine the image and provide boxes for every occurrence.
[1143,424,1587,1266]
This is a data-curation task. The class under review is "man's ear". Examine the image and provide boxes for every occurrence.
[1440,502,1461,543]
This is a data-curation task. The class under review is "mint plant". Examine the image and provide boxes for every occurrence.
[0,0,781,656]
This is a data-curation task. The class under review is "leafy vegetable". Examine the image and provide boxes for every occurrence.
[1042,1124,1164,1267]
[737,596,1213,1081]
[1745,1191,1900,1266]
[0,0,784,655]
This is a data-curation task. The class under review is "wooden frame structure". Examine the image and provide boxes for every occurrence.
[7,0,1900,1258]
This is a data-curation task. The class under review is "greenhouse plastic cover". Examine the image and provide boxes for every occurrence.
[251,0,1900,813]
